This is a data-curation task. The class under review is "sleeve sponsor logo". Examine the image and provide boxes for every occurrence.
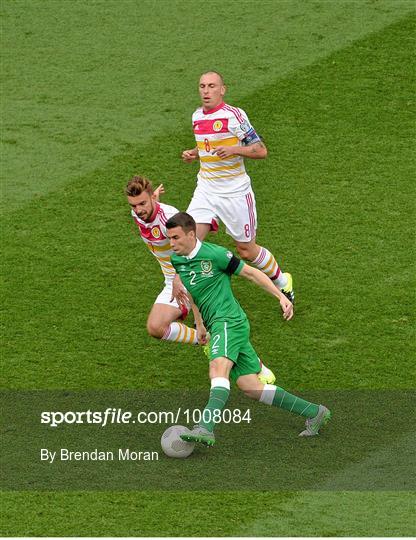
[239,119,251,133]
[226,251,233,259]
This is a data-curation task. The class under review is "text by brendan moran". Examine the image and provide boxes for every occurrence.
[40,448,159,463]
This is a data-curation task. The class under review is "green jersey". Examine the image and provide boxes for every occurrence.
[171,241,246,330]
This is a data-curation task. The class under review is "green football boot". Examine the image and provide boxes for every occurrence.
[299,405,331,437]
[180,425,216,447]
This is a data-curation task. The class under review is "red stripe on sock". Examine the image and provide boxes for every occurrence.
[254,247,266,265]
[271,268,282,281]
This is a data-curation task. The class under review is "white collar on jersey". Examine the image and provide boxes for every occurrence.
[185,239,202,260]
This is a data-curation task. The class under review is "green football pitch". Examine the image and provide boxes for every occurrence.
[1,0,415,536]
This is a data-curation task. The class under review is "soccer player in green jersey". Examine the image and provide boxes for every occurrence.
[166,212,331,446]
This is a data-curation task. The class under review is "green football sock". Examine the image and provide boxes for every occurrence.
[272,386,319,418]
[199,384,230,433]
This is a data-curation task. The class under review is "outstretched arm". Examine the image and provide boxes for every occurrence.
[238,263,293,320]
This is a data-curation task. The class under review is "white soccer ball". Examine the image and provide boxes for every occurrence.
[161,425,195,458]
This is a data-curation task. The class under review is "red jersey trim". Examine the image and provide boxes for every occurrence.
[193,118,229,134]
[202,101,225,115]
[149,202,160,222]
[223,104,245,124]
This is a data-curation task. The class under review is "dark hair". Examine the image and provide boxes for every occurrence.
[165,212,196,234]
[125,176,153,197]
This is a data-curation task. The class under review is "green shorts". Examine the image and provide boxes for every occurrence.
[209,319,261,382]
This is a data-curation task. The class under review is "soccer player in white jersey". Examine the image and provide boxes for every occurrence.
[125,175,276,384]
[182,71,294,304]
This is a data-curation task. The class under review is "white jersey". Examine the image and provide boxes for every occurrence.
[131,202,178,283]
[192,102,261,197]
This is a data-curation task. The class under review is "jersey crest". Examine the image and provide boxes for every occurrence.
[201,260,213,275]
[213,120,223,132]
[151,226,161,239]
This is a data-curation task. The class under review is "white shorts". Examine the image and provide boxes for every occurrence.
[155,280,176,306]
[186,186,257,242]
[155,280,189,319]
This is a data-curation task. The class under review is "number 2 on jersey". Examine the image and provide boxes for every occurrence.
[189,270,197,285]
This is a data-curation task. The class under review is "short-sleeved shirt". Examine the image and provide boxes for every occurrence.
[192,102,261,196]
[170,240,246,330]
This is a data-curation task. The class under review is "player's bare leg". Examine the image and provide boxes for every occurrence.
[195,222,211,241]
[146,303,198,345]
[235,238,294,304]
[236,373,264,400]
[208,355,233,379]
[236,374,331,436]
